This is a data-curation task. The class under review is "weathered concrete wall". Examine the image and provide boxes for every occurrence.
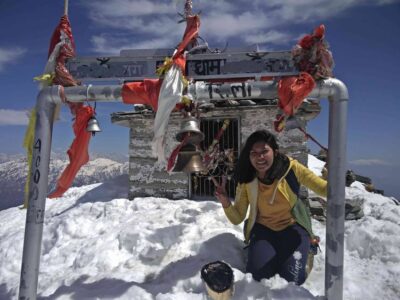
[116,105,309,200]
[127,112,188,200]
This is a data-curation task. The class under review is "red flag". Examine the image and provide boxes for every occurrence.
[274,24,333,132]
[47,14,88,199]
[173,15,200,71]
[278,72,316,116]
[48,105,94,198]
[293,24,334,79]
[48,15,76,58]
[167,134,190,172]
[49,15,79,87]
[121,79,162,111]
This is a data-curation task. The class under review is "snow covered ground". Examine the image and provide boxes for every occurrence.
[0,156,399,299]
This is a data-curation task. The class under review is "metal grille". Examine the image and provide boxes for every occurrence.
[190,117,240,199]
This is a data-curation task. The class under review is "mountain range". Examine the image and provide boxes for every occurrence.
[0,153,129,210]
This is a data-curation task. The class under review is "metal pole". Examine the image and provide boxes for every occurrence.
[64,0,69,16]
[325,84,348,300]
[310,78,348,300]
[19,86,63,300]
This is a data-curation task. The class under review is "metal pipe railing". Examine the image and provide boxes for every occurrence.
[310,78,349,300]
[19,85,63,299]
[63,84,123,103]
[19,78,348,300]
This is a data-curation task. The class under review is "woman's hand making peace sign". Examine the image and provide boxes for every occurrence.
[211,176,231,208]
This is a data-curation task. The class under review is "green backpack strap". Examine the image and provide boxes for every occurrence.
[285,168,314,238]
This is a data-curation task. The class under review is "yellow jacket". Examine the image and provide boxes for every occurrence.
[223,158,327,243]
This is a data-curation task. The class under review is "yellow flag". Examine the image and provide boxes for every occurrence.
[22,107,37,209]
[156,57,173,76]
[33,73,55,85]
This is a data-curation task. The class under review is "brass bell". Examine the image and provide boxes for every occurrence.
[172,144,206,173]
[176,116,204,145]
[86,116,102,136]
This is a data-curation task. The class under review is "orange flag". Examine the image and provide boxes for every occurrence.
[278,72,316,116]
[48,105,94,198]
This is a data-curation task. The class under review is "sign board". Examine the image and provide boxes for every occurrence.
[66,49,299,82]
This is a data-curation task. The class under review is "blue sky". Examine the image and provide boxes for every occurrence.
[0,0,399,198]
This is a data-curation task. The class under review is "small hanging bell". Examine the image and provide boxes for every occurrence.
[176,116,204,145]
[86,116,102,136]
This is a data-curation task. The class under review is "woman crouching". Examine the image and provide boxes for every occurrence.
[213,130,327,285]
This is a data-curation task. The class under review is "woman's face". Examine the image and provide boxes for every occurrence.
[249,141,275,178]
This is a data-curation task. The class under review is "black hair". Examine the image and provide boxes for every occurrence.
[234,130,289,184]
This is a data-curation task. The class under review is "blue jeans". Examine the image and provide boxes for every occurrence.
[246,223,310,285]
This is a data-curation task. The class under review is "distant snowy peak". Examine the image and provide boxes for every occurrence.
[0,152,129,164]
[0,154,128,210]
[0,155,128,184]
[67,157,129,183]
[0,153,25,163]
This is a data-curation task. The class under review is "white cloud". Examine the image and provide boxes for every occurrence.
[244,30,292,45]
[85,0,176,18]
[201,11,271,41]
[350,159,391,166]
[260,0,351,23]
[81,0,400,53]
[139,16,185,36]
[0,47,26,72]
[200,0,237,13]
[0,109,30,126]
[257,0,400,22]
[91,34,176,54]
[87,14,145,31]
